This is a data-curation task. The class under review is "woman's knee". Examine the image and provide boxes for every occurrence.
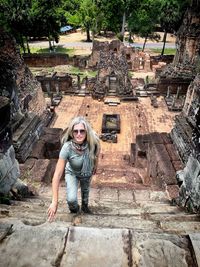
[67,194,77,204]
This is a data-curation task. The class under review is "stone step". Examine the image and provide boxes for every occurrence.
[107,93,117,96]
[108,89,117,93]
[77,93,86,97]
[0,199,186,216]
[0,220,197,267]
[2,207,200,235]
[1,186,200,236]
[1,197,200,235]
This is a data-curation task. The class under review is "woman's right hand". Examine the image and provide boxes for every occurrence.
[47,202,58,222]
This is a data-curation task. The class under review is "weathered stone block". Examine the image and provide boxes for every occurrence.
[43,159,58,183]
[165,143,182,161]
[172,160,184,171]
[147,143,177,186]
[31,159,50,182]
[30,140,46,159]
[160,132,172,144]
[177,156,200,213]
[40,127,63,159]
[0,146,20,194]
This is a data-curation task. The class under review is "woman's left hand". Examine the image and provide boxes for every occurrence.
[47,202,58,222]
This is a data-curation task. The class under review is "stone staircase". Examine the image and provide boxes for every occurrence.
[0,184,200,266]
[76,84,88,97]
[107,80,117,96]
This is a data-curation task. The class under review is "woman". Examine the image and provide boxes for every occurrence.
[48,116,100,222]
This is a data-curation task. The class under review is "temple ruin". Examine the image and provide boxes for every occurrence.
[92,44,136,100]
[1,2,200,265]
[1,3,200,212]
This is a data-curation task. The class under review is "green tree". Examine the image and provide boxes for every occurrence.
[0,0,32,53]
[31,0,63,51]
[120,0,140,41]
[97,0,124,34]
[128,0,161,51]
[159,0,189,55]
[67,0,99,42]
[0,0,63,52]
[60,0,80,26]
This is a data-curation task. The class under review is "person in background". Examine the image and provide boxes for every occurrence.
[48,116,100,222]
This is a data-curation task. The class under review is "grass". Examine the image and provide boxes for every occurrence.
[30,66,97,80]
[128,71,134,78]
[149,48,176,55]
[22,46,75,56]
[69,66,97,81]
[30,67,55,76]
[70,66,96,76]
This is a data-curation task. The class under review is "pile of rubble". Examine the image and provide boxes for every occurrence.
[99,132,117,143]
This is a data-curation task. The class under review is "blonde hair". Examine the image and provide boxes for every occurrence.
[62,116,100,161]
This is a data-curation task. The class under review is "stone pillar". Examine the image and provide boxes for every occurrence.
[171,96,176,108]
[139,57,144,70]
[167,86,171,98]
[77,75,81,90]
[85,76,88,87]
[144,57,151,72]
[176,86,181,100]
[45,82,51,95]
[55,82,59,94]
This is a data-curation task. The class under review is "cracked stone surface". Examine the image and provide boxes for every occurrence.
[0,186,200,266]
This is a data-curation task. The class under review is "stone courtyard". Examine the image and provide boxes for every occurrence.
[1,3,200,265]
[51,95,176,188]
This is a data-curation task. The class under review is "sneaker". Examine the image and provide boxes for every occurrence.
[81,205,92,214]
[70,205,80,214]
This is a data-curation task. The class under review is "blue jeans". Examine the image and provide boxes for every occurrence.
[65,173,91,212]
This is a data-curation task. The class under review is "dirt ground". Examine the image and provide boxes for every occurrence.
[60,29,176,44]
[58,29,176,55]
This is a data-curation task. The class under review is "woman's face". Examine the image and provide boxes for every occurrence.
[72,123,87,144]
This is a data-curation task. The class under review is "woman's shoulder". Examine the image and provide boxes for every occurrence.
[61,140,72,150]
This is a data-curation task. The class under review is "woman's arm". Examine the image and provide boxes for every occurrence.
[47,158,66,222]
[93,144,100,175]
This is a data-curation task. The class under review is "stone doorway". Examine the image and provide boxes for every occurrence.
[108,75,118,96]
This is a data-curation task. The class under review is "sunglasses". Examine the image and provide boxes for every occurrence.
[73,129,86,135]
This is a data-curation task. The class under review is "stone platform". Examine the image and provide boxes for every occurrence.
[0,185,200,267]
[51,95,177,189]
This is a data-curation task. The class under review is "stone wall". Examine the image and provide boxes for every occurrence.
[20,127,63,184]
[0,29,47,196]
[23,53,89,69]
[167,2,200,213]
[0,30,46,116]
[157,4,200,96]
[132,132,183,192]
[23,53,70,67]
[36,72,73,94]
[171,73,200,213]
[88,40,116,69]
[174,6,200,66]
[157,63,195,94]
[88,40,140,71]
[183,73,200,116]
